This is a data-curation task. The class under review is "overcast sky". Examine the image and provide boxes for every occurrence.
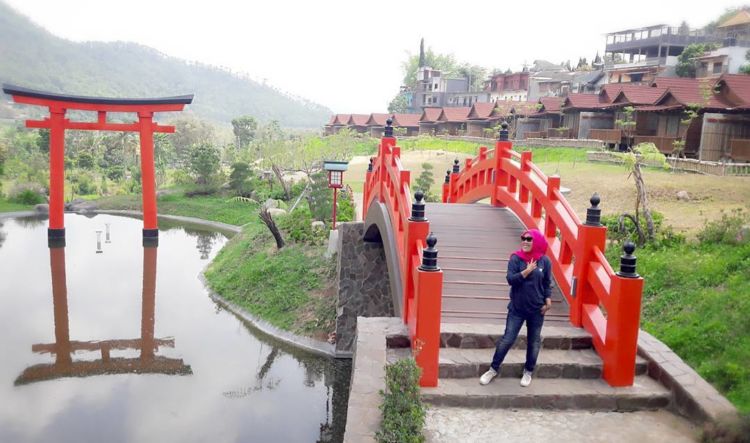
[4,0,747,114]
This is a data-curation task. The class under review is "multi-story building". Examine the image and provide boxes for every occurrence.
[604,24,718,84]
[484,70,530,102]
[406,39,489,113]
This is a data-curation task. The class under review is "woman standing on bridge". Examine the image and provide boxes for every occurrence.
[479,228,552,387]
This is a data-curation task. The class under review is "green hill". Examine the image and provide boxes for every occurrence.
[0,1,331,128]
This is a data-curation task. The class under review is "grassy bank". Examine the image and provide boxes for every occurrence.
[204,223,337,338]
[633,241,750,412]
[0,197,32,213]
[95,192,260,226]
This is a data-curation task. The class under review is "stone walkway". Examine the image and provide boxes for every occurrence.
[424,407,699,442]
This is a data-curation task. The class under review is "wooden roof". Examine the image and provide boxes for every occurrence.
[347,114,370,126]
[391,113,420,127]
[467,103,496,120]
[365,113,389,126]
[420,108,443,123]
[538,97,562,114]
[437,107,471,123]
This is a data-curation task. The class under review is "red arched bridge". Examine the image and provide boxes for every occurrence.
[362,121,644,388]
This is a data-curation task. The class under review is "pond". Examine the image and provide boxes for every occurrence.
[0,213,350,443]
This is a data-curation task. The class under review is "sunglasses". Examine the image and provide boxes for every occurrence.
[520,236,533,242]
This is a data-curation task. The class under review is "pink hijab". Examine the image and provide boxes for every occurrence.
[512,229,548,262]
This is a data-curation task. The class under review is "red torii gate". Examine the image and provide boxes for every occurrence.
[2,84,193,244]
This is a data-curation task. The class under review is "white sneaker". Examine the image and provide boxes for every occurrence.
[479,368,498,385]
[520,370,533,387]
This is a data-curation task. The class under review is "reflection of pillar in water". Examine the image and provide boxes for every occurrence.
[96,230,103,253]
[141,246,157,361]
[105,223,111,243]
[50,246,72,366]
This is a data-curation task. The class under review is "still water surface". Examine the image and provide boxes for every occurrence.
[0,214,349,443]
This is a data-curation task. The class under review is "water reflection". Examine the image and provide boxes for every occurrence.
[0,213,350,443]
[183,228,221,260]
[15,245,191,385]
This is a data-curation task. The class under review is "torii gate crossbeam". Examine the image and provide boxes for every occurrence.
[2,84,193,244]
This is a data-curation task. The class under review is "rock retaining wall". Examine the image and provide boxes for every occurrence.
[335,222,394,355]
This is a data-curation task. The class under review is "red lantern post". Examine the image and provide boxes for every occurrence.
[323,161,348,229]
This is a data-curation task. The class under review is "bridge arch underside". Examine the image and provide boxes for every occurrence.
[363,200,403,318]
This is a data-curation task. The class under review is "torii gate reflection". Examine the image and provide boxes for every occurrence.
[15,244,191,385]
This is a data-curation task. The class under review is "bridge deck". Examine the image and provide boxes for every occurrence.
[426,203,569,326]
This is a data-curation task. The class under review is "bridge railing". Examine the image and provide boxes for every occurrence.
[442,124,644,387]
[363,122,443,387]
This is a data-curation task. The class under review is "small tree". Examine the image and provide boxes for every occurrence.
[616,143,668,245]
[615,106,637,149]
[414,163,437,201]
[259,206,285,250]
[231,115,258,150]
[307,171,332,223]
[229,162,253,195]
[188,143,221,185]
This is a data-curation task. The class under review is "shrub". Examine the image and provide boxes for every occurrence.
[106,166,125,181]
[697,208,749,246]
[376,358,426,443]
[601,211,685,249]
[277,206,327,246]
[9,187,45,205]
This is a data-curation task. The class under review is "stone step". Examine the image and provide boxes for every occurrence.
[440,324,593,350]
[437,347,648,379]
[421,376,671,411]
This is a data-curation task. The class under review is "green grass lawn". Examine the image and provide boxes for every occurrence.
[95,192,260,226]
[632,241,750,413]
[204,223,336,336]
[0,197,33,213]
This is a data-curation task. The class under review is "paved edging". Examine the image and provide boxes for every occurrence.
[344,317,407,443]
[0,210,37,220]
[637,329,738,424]
[93,209,241,235]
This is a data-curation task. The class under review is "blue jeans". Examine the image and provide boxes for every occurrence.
[490,307,544,373]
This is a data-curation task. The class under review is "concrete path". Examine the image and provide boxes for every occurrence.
[425,407,699,442]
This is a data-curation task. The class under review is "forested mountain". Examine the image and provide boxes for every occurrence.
[0,2,331,128]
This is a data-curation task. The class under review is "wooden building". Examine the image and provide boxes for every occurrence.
[418,108,442,135]
[391,113,421,136]
[436,107,470,135]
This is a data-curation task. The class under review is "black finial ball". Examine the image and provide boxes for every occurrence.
[386,118,393,126]
[590,192,600,207]
[426,232,437,248]
[454,159,459,165]
[501,122,509,130]
[446,170,451,176]
[415,190,424,202]
[623,241,636,255]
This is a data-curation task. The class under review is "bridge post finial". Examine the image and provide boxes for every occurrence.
[452,159,460,174]
[498,122,509,141]
[616,241,639,278]
[419,232,440,271]
[585,193,602,226]
[444,170,451,184]
[367,157,374,172]
[410,191,427,221]
[384,118,394,138]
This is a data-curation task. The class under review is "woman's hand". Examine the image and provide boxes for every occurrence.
[522,259,537,277]
[541,299,552,315]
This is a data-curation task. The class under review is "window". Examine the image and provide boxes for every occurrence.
[713,62,723,74]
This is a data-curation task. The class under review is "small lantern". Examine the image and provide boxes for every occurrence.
[323,160,349,229]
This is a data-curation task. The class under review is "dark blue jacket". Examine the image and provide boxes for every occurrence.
[506,254,552,316]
